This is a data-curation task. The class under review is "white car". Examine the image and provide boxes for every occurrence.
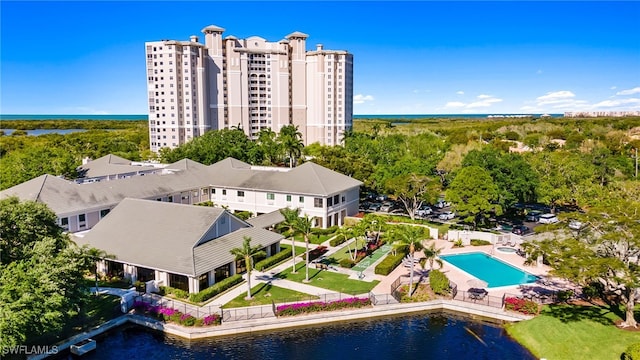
[416,205,432,217]
[438,211,455,220]
[538,213,559,224]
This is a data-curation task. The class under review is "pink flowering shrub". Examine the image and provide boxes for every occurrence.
[276,297,371,317]
[132,300,220,326]
[504,297,539,315]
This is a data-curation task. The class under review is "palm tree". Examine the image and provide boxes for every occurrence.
[335,225,357,260]
[279,207,301,273]
[294,215,314,282]
[84,246,113,295]
[229,236,266,299]
[422,242,443,271]
[392,225,425,297]
[278,125,304,168]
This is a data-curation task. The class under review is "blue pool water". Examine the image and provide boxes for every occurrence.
[440,252,538,288]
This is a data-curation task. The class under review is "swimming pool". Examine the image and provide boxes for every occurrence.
[440,252,538,288]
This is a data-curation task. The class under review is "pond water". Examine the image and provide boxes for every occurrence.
[68,312,534,360]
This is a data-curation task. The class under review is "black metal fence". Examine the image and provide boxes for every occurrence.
[134,293,220,319]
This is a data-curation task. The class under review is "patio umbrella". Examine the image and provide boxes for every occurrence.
[467,278,488,289]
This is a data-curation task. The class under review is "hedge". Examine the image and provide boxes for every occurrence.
[374,250,407,275]
[254,248,292,271]
[158,285,189,299]
[312,225,338,235]
[189,274,243,303]
[470,239,491,246]
[329,236,347,247]
[339,258,355,268]
[429,270,450,295]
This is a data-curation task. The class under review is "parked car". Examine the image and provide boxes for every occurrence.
[497,222,514,232]
[435,201,451,208]
[380,201,394,213]
[512,225,530,235]
[376,194,389,201]
[568,220,584,230]
[416,205,432,217]
[525,210,543,222]
[538,213,559,224]
[438,211,456,220]
[368,203,382,212]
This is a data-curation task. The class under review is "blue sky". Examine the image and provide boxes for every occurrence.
[1,1,639,115]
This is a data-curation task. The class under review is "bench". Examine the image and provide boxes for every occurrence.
[316,263,329,270]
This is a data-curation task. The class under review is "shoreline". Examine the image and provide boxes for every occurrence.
[31,299,529,359]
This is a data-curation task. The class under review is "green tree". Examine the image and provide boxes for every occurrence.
[521,182,639,328]
[279,207,301,273]
[391,225,425,297]
[294,215,315,282]
[422,242,443,270]
[0,199,94,348]
[385,173,439,220]
[229,236,266,299]
[278,125,304,168]
[446,166,502,229]
[257,128,280,165]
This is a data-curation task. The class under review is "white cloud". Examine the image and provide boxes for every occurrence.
[353,94,374,104]
[456,91,464,95]
[444,101,466,108]
[536,69,543,74]
[610,86,617,90]
[592,98,640,108]
[616,87,640,96]
[477,94,492,99]
[536,91,576,105]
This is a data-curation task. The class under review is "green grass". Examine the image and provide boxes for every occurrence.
[277,262,379,295]
[281,244,307,258]
[328,239,367,262]
[28,294,121,346]
[506,304,640,360]
[223,283,319,308]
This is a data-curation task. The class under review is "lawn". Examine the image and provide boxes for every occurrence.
[292,233,335,245]
[506,304,640,360]
[277,262,379,295]
[280,243,307,258]
[223,283,319,308]
[328,239,367,262]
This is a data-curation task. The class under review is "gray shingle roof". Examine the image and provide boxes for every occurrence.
[246,210,285,229]
[74,198,225,276]
[77,154,157,178]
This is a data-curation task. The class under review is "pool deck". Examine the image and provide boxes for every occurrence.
[371,240,579,300]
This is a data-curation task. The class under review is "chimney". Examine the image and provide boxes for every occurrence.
[316,44,323,51]
[190,35,199,43]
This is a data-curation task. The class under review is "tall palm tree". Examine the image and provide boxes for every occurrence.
[294,215,314,282]
[229,236,266,299]
[83,246,113,295]
[278,125,304,168]
[392,225,425,297]
[335,225,357,260]
[279,207,301,273]
[422,242,443,271]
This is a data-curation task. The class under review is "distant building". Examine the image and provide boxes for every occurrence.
[146,25,353,152]
[564,111,640,117]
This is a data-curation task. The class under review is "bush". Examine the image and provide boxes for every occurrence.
[556,289,574,302]
[329,236,348,247]
[312,226,338,235]
[132,301,221,327]
[339,258,355,268]
[504,297,539,315]
[375,250,407,275]
[581,282,602,300]
[302,246,328,261]
[452,239,464,248]
[254,248,292,271]
[188,274,243,303]
[158,285,189,299]
[622,343,640,360]
[276,297,371,317]
[134,281,146,292]
[429,270,450,295]
[470,239,491,246]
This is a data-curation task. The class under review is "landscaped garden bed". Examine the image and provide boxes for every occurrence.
[276,297,371,317]
[504,297,540,315]
[132,301,221,327]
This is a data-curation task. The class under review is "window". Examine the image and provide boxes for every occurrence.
[238,191,245,197]
[327,197,333,207]
[334,195,340,204]
[100,209,110,218]
[79,214,86,222]
[267,193,275,200]
[314,198,323,208]
[299,196,304,203]
[60,217,69,228]
[286,195,292,202]
[222,189,227,195]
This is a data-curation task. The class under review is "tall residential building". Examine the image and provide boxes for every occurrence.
[146,25,353,152]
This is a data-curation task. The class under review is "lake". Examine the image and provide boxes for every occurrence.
[73,312,534,360]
